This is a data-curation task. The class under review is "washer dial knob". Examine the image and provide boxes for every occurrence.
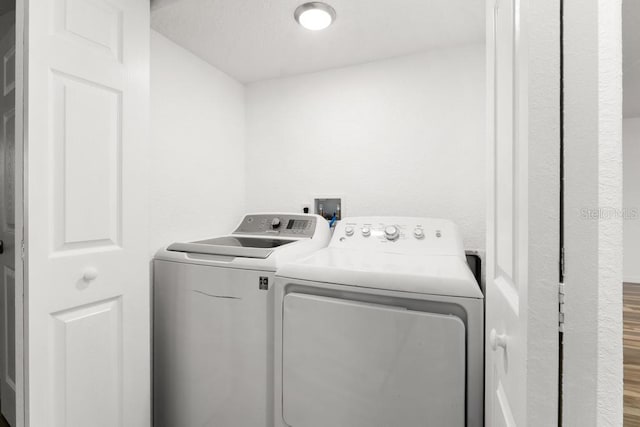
[384,225,400,241]
[361,226,371,237]
[271,218,281,229]
[414,228,425,239]
[345,226,355,237]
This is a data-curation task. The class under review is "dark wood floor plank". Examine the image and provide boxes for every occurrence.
[625,283,640,426]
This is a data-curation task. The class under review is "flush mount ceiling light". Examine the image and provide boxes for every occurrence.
[294,2,336,31]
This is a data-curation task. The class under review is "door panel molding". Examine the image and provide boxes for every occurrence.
[52,0,124,62]
[50,70,122,254]
[52,297,122,427]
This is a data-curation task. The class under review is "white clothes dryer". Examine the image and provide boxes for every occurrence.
[274,217,484,427]
[153,213,331,427]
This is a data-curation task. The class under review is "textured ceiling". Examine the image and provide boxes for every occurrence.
[151,0,485,83]
[624,0,640,118]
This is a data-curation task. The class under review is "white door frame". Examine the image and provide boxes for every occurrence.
[562,0,624,425]
[0,1,32,426]
[484,0,561,424]
[8,1,624,426]
[14,1,24,426]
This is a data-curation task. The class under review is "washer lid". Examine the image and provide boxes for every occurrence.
[167,236,296,259]
[277,248,483,299]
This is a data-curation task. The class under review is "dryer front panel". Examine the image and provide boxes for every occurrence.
[282,293,466,427]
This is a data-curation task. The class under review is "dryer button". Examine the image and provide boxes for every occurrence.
[384,226,399,241]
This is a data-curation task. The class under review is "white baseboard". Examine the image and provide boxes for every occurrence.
[624,276,640,285]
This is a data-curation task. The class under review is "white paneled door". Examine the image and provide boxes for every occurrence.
[486,2,525,423]
[485,0,560,425]
[25,1,150,426]
[0,17,15,427]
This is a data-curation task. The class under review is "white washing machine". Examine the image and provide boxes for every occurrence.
[153,213,331,427]
[274,217,484,427]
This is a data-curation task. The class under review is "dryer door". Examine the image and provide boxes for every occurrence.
[282,293,466,427]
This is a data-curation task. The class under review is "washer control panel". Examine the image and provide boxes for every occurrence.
[234,214,319,238]
[331,216,465,257]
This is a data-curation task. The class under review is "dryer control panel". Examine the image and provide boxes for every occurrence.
[234,214,321,238]
[331,216,465,258]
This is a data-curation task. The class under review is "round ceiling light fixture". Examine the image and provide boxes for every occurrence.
[294,2,336,31]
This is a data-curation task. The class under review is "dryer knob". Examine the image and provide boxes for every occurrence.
[345,226,355,237]
[414,228,425,239]
[361,227,371,237]
[384,225,399,241]
[271,218,281,229]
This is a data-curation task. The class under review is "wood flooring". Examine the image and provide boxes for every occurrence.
[625,283,640,426]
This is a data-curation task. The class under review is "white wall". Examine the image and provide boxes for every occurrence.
[245,44,485,250]
[564,0,623,424]
[150,31,245,252]
[625,117,640,283]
